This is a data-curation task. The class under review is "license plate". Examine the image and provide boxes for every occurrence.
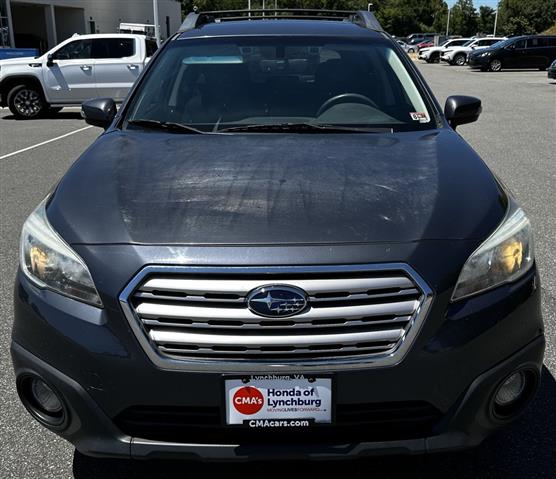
[225,374,332,427]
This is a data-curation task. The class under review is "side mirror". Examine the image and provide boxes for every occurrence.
[81,98,116,129]
[444,95,482,130]
[46,54,55,67]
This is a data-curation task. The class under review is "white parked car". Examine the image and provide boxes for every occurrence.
[419,38,472,63]
[0,33,157,118]
[441,37,506,66]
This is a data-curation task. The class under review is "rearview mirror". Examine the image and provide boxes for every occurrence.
[81,98,116,129]
[444,95,482,130]
[46,54,55,67]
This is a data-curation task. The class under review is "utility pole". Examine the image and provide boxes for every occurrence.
[446,7,451,36]
[153,0,160,47]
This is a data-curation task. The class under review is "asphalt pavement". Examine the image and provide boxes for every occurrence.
[0,64,555,478]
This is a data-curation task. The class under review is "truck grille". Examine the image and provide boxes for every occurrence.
[120,265,431,370]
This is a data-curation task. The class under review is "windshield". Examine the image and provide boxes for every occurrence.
[488,40,504,49]
[491,38,513,48]
[462,40,475,47]
[125,36,434,133]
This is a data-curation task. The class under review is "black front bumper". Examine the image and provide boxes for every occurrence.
[468,56,490,69]
[11,259,545,460]
[11,335,545,460]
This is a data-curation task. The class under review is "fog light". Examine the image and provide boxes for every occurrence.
[17,374,67,429]
[494,371,526,406]
[31,377,63,414]
[491,369,537,420]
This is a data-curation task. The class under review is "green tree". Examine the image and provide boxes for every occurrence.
[477,5,495,35]
[501,16,535,36]
[449,0,478,37]
[374,0,446,36]
[498,0,556,35]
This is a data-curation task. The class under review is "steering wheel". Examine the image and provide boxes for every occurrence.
[316,93,378,117]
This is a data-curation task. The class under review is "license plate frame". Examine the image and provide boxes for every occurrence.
[223,374,334,428]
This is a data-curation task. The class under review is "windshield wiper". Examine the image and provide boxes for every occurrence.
[218,123,393,134]
[127,119,206,134]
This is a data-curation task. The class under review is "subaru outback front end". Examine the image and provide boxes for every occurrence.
[11,9,544,461]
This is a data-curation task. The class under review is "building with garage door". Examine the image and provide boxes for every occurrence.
[0,0,181,53]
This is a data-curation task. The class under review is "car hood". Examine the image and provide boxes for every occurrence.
[47,129,506,246]
[0,56,36,65]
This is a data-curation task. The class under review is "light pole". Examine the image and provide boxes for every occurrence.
[446,7,451,36]
[493,8,499,36]
[153,0,160,47]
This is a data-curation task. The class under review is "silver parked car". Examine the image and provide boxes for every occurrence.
[396,40,416,54]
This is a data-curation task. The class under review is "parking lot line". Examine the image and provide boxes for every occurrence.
[0,125,93,160]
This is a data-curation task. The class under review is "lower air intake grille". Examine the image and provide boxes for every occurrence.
[120,265,431,370]
[114,401,442,444]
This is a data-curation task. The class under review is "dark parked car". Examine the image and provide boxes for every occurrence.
[469,35,556,71]
[548,59,556,80]
[12,9,544,461]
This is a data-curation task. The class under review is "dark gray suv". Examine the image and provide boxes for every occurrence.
[11,9,544,461]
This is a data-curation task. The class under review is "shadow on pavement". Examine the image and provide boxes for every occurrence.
[73,366,556,479]
[1,111,83,121]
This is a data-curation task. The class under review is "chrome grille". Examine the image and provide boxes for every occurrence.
[120,265,431,370]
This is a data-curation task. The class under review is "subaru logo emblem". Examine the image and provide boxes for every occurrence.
[247,285,308,318]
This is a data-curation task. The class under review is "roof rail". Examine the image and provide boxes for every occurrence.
[178,8,384,33]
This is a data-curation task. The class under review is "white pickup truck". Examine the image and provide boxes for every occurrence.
[0,33,157,118]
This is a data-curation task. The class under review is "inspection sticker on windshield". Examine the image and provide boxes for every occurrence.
[410,112,429,122]
[225,375,332,427]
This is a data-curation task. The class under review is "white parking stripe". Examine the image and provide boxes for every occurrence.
[0,125,93,160]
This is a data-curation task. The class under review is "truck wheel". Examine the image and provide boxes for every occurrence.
[489,59,502,72]
[7,84,46,119]
[454,54,466,66]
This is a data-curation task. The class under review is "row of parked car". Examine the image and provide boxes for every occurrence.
[414,34,556,73]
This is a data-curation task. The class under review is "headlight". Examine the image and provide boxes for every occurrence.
[452,206,534,301]
[20,197,103,307]
[480,51,492,57]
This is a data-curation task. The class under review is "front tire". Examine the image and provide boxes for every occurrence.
[7,84,46,119]
[489,59,502,72]
[454,53,466,66]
